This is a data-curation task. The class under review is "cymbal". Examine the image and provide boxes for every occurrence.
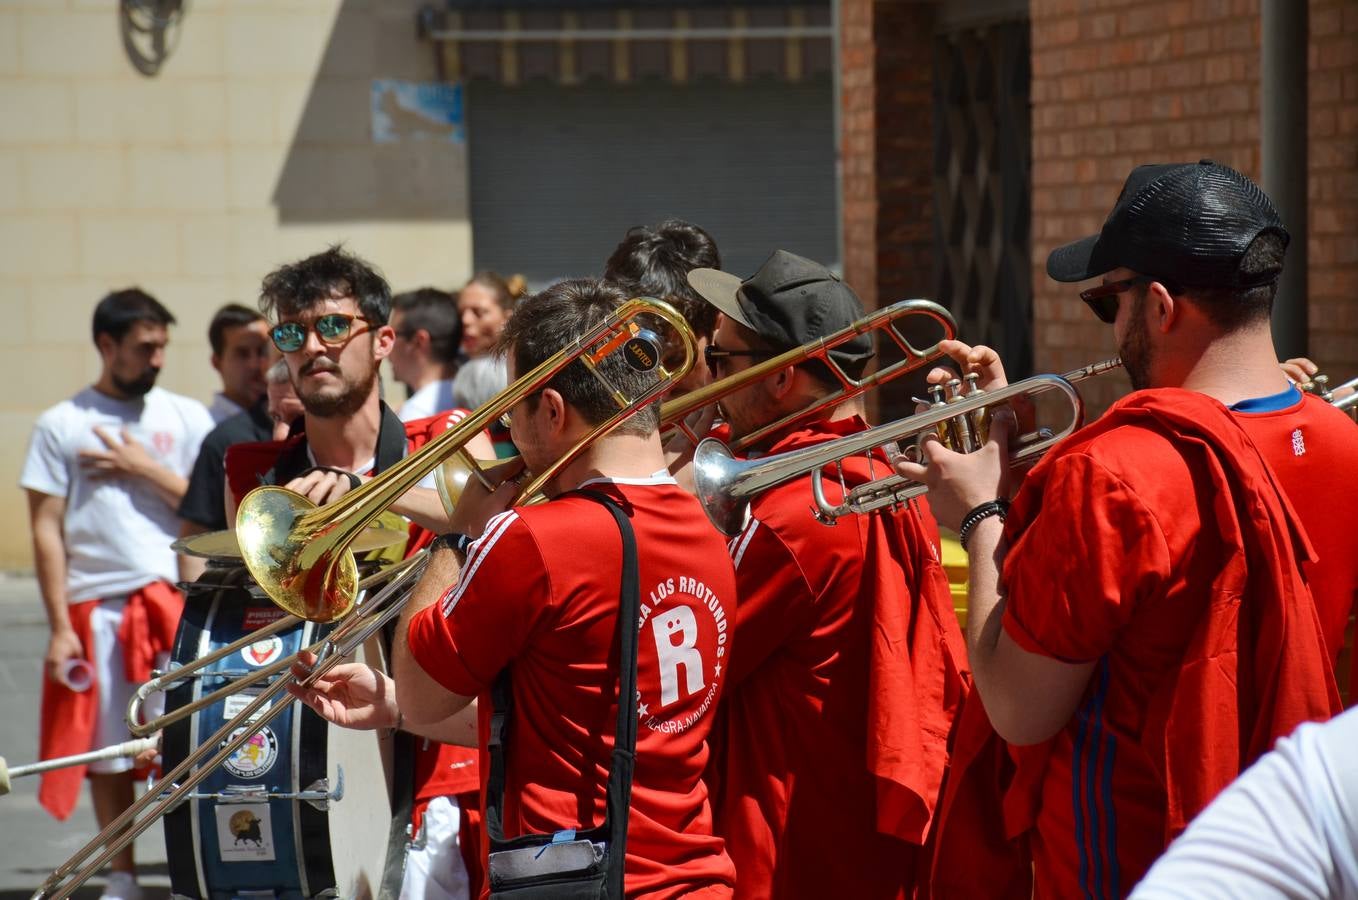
[173,524,407,560]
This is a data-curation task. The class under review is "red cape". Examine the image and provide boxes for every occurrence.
[39,580,183,820]
[930,389,1341,898]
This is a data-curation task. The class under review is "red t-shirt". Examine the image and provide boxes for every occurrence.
[999,391,1335,899]
[712,417,967,900]
[407,474,737,899]
[1233,391,1358,694]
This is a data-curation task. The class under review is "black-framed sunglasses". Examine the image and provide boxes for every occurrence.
[1079,276,1155,325]
[271,313,371,353]
[704,344,779,377]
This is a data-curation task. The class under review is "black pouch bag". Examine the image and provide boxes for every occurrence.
[485,492,639,899]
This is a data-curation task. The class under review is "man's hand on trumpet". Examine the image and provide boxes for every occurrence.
[925,340,1010,392]
[892,407,1016,534]
[1280,356,1319,387]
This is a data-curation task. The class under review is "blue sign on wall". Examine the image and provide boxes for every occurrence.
[371,80,465,143]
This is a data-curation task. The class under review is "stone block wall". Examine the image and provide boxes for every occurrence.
[0,0,472,569]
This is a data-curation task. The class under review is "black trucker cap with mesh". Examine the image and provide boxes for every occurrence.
[1046,159,1289,289]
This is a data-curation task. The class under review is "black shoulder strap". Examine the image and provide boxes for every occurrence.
[483,490,640,897]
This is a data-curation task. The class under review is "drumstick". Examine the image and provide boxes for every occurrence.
[0,737,158,796]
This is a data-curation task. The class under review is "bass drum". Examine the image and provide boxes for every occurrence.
[161,565,415,899]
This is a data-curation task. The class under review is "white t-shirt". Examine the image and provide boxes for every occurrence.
[207,391,246,424]
[399,378,457,423]
[1131,707,1358,899]
[20,386,214,603]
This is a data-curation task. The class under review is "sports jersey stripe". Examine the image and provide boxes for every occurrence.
[1073,691,1092,900]
[1098,661,1120,898]
[1085,663,1107,900]
[442,511,519,615]
[730,519,761,570]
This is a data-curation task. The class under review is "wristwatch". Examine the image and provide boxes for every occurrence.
[429,532,474,556]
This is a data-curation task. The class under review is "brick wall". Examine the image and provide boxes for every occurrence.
[1309,0,1358,377]
[840,0,936,314]
[1029,0,1263,413]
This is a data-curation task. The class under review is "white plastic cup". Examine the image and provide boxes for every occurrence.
[57,658,94,692]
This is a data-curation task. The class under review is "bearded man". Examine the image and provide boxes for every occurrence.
[222,245,493,899]
[21,288,213,900]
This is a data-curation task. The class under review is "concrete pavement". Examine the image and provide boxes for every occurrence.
[0,573,169,899]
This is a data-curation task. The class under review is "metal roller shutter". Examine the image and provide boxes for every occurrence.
[466,77,837,284]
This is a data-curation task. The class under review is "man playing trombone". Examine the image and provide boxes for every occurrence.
[295,279,739,897]
[685,250,968,899]
[908,161,1348,898]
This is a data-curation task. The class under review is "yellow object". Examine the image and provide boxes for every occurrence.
[940,532,968,629]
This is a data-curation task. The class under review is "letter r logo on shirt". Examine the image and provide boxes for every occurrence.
[652,605,704,707]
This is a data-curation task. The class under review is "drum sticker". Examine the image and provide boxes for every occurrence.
[242,607,288,631]
[214,803,277,862]
[222,692,271,722]
[240,636,284,667]
[221,726,279,780]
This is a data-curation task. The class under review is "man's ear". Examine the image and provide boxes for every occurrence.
[538,388,569,436]
[412,329,432,353]
[95,333,116,362]
[768,364,797,400]
[210,353,224,375]
[1149,282,1178,334]
[372,324,396,361]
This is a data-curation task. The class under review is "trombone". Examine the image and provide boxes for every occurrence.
[33,298,697,900]
[31,554,427,900]
[693,359,1123,536]
[235,297,696,624]
[658,298,957,450]
[125,564,392,738]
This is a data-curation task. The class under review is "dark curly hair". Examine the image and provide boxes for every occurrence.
[604,219,722,340]
[259,245,392,325]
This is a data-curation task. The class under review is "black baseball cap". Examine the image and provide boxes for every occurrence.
[1047,160,1289,288]
[686,250,874,364]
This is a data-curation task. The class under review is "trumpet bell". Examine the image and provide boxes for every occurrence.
[236,486,358,623]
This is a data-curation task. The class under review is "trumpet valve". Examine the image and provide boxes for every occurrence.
[944,377,978,452]
[963,373,991,445]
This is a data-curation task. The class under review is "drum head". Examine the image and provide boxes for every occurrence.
[326,634,400,899]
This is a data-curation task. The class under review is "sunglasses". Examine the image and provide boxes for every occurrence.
[1079,277,1158,324]
[704,344,779,377]
[498,390,544,430]
[271,314,371,353]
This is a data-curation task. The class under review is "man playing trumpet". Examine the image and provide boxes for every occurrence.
[685,250,968,899]
[910,161,1350,898]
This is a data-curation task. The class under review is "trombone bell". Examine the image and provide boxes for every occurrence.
[236,487,358,623]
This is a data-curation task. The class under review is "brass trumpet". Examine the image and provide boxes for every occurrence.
[1300,373,1358,418]
[658,298,957,450]
[693,359,1124,536]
